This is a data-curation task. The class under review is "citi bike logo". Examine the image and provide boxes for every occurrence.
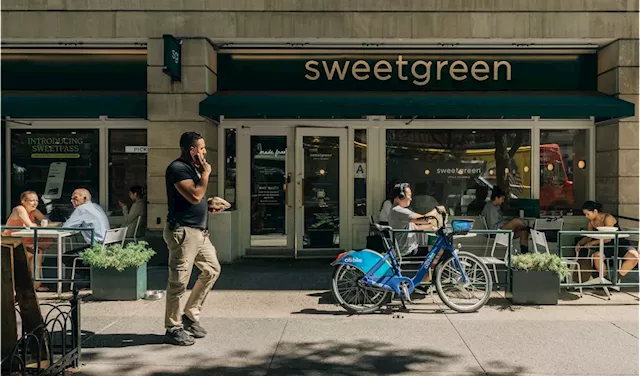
[423,252,436,268]
[343,256,363,264]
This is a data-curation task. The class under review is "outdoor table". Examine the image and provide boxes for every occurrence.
[9,229,77,296]
[580,232,630,299]
[1,237,48,371]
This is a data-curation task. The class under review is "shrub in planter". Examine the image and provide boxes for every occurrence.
[509,253,571,305]
[80,241,156,301]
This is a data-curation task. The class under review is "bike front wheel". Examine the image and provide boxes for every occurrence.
[434,251,492,313]
[331,264,390,314]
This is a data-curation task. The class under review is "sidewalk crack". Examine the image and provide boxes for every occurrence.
[267,320,289,371]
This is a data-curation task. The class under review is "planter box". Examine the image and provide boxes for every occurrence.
[91,263,147,301]
[510,269,560,305]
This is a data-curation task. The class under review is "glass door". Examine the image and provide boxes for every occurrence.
[247,128,295,253]
[295,128,348,257]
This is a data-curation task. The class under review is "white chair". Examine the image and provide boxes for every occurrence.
[126,216,142,242]
[70,227,128,290]
[531,229,583,297]
[534,218,564,254]
[478,232,513,287]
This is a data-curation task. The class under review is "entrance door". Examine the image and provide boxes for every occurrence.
[295,128,348,257]
[245,128,295,255]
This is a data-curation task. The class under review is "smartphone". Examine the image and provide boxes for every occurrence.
[190,147,201,168]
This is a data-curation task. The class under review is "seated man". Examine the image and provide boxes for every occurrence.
[63,188,110,249]
[482,187,529,253]
[388,183,446,288]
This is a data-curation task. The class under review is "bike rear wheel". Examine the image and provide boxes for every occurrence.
[434,251,492,313]
[331,264,390,314]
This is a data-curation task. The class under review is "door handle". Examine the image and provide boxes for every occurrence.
[285,173,292,207]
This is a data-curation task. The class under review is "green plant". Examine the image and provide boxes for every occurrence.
[80,241,156,272]
[511,252,571,279]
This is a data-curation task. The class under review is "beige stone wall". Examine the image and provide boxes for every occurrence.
[2,0,638,39]
[146,38,218,230]
[596,39,639,228]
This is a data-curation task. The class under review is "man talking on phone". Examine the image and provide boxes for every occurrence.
[163,131,230,346]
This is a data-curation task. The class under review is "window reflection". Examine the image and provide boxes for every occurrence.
[386,129,531,216]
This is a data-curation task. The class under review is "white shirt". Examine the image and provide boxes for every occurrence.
[62,201,110,244]
[379,200,393,223]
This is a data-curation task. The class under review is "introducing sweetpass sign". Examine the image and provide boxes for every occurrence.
[304,57,511,87]
[217,52,597,92]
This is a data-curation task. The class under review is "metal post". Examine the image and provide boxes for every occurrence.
[507,230,512,295]
[613,233,619,287]
[70,289,81,367]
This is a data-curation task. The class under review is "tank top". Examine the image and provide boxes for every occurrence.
[4,211,36,247]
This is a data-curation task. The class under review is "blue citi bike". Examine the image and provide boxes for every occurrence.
[330,209,492,313]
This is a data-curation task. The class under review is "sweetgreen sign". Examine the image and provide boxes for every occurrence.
[217,52,596,92]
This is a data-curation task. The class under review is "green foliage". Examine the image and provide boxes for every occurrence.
[511,252,571,279]
[80,241,156,272]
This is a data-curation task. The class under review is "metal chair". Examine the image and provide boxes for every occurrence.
[534,218,564,254]
[70,227,128,290]
[531,229,583,297]
[126,216,142,242]
[478,232,513,287]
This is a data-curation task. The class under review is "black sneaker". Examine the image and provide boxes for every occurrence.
[182,314,207,338]
[164,329,195,346]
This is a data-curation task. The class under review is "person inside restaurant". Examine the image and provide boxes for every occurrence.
[482,187,530,254]
[4,190,53,291]
[575,201,639,279]
[118,185,147,238]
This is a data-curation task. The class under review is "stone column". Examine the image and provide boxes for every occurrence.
[146,38,218,236]
[596,39,639,228]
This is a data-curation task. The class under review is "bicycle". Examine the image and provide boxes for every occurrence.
[331,209,492,313]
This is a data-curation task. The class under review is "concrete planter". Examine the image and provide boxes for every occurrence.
[509,269,560,305]
[90,263,147,301]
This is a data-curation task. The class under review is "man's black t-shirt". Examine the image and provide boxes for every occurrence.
[166,159,208,229]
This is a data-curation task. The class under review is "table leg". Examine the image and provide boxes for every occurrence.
[599,239,611,299]
[57,234,62,297]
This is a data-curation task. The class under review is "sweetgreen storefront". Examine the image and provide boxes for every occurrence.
[199,47,634,259]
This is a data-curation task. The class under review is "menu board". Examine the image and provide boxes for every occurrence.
[251,137,287,235]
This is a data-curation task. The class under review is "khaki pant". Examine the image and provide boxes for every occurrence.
[163,225,221,331]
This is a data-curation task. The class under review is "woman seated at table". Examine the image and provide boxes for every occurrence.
[575,201,639,279]
[118,185,147,238]
[3,190,53,291]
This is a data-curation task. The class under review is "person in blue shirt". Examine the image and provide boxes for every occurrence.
[63,188,110,245]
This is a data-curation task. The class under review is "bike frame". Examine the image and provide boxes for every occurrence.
[360,227,469,296]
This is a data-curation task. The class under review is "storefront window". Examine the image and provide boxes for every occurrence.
[10,129,100,221]
[386,129,531,216]
[354,129,367,216]
[108,129,147,215]
[539,130,588,215]
[224,129,237,210]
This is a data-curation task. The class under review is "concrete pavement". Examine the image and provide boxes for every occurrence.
[42,260,638,376]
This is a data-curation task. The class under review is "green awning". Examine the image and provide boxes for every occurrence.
[1,93,147,118]
[199,91,634,120]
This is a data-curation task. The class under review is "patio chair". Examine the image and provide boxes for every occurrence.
[478,232,513,287]
[70,227,127,290]
[126,216,142,242]
[531,229,583,297]
[534,218,564,254]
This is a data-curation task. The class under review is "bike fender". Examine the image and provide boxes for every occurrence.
[331,249,395,278]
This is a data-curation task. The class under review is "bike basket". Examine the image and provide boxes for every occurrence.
[451,219,474,232]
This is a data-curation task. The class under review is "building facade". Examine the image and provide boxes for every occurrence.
[2,1,638,262]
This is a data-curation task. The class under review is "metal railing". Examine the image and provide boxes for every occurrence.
[558,230,640,289]
[3,291,82,376]
[1,225,96,285]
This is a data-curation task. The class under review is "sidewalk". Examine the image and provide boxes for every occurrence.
[40,260,638,376]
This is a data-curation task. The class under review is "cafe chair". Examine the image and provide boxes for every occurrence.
[534,218,564,254]
[478,232,513,288]
[70,227,128,291]
[531,229,583,297]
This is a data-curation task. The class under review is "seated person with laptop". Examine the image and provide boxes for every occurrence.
[387,183,446,286]
[481,187,530,254]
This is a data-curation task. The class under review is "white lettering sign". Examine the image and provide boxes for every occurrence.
[125,146,149,153]
[354,163,366,178]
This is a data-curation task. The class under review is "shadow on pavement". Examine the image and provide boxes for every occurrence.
[83,333,166,348]
[147,259,333,291]
[76,339,527,376]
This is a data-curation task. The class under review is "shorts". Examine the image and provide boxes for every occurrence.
[603,238,635,259]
